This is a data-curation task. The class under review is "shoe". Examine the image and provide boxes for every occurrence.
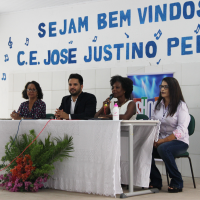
[149,185,162,190]
[168,186,182,193]
[121,184,129,190]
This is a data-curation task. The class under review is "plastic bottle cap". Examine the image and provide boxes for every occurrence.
[114,103,118,107]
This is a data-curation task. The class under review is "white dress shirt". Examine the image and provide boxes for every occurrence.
[69,97,78,119]
[151,100,190,145]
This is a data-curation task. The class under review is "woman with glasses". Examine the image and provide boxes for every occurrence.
[149,77,190,193]
[10,81,46,119]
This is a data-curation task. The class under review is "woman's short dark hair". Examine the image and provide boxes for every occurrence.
[68,73,83,85]
[22,81,43,99]
[110,75,133,99]
[155,77,185,116]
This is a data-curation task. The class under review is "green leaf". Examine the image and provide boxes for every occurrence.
[0,130,73,182]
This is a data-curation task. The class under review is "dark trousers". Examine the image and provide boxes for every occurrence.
[150,140,188,189]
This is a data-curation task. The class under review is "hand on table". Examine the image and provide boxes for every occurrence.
[55,109,69,120]
[10,110,21,120]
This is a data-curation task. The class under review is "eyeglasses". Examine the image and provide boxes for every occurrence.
[159,85,169,90]
[27,89,37,92]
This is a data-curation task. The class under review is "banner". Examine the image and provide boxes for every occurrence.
[1,0,200,70]
[128,73,174,118]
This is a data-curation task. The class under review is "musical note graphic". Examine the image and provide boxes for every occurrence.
[125,33,129,38]
[4,54,9,62]
[69,41,73,44]
[154,29,162,40]
[194,24,200,34]
[156,59,161,65]
[2,73,6,81]
[8,37,13,49]
[92,36,97,42]
[25,38,29,46]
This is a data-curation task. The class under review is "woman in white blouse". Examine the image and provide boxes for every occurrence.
[150,77,190,193]
[94,75,136,120]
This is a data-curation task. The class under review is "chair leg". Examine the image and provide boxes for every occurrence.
[165,168,170,186]
[188,156,196,188]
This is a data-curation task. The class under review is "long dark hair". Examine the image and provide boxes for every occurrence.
[155,77,185,116]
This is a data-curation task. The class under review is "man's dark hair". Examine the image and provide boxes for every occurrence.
[110,75,133,99]
[155,77,185,116]
[68,73,83,85]
[22,81,43,99]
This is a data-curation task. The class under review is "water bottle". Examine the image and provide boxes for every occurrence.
[113,103,119,120]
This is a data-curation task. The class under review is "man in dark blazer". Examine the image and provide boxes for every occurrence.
[55,73,96,120]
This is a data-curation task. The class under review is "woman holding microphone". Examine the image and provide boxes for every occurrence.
[95,75,136,120]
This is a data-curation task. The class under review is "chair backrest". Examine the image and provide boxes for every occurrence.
[46,113,55,119]
[136,114,149,120]
[188,114,195,136]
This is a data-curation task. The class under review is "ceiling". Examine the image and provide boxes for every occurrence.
[0,0,101,14]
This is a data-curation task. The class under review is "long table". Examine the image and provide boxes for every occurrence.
[0,120,160,197]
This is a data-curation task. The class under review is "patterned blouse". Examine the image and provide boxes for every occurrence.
[17,99,46,119]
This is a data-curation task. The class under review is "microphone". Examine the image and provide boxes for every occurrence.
[107,93,114,103]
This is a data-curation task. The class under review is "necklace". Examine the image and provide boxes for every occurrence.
[118,99,128,107]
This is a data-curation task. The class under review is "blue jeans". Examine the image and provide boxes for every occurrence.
[150,140,188,189]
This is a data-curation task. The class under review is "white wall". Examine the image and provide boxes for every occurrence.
[1,0,200,178]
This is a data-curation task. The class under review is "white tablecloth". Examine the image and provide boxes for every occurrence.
[120,125,159,187]
[0,120,122,197]
[0,120,159,196]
